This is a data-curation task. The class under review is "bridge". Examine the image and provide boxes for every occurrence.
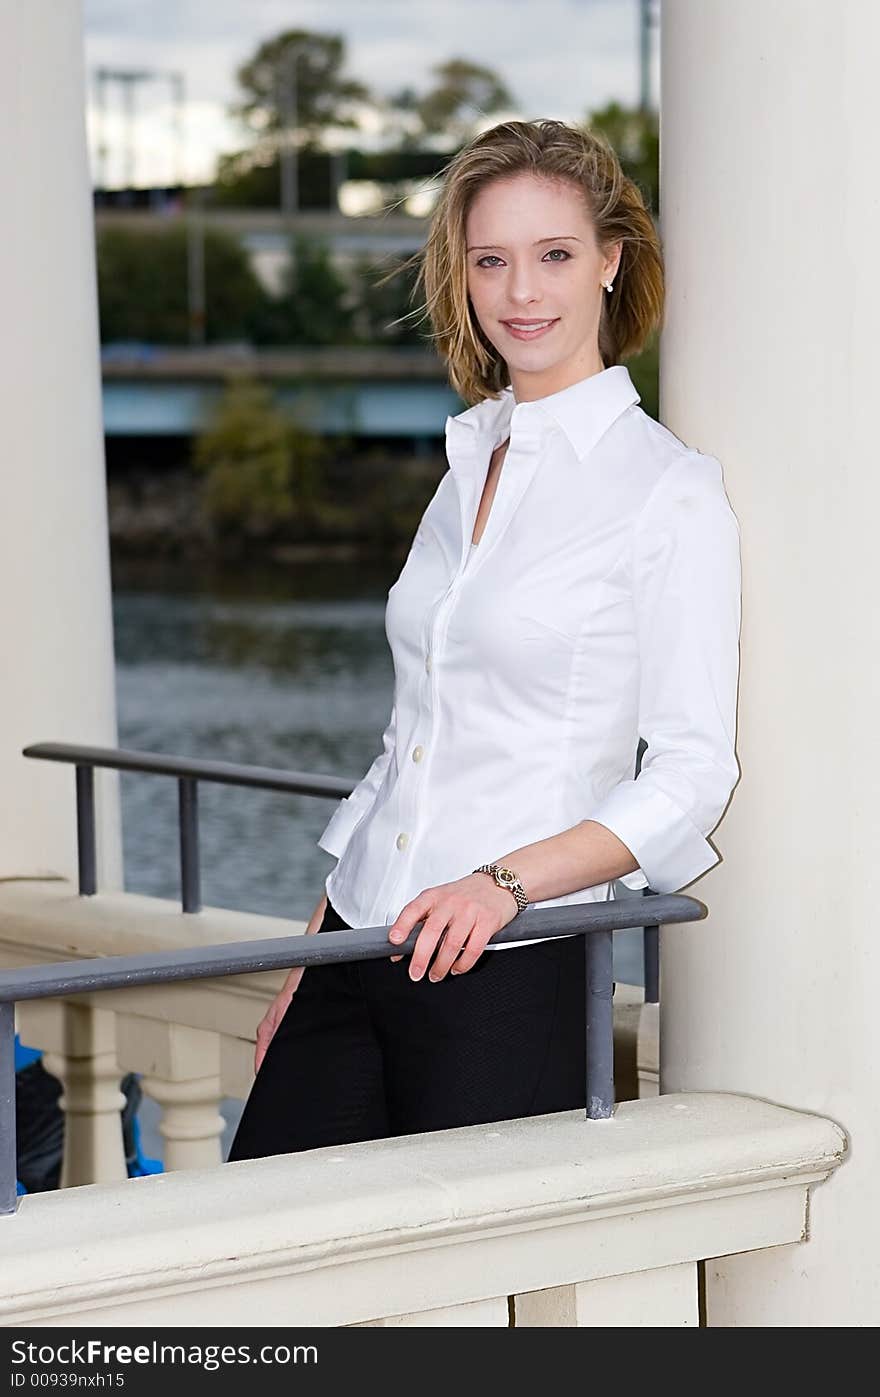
[101,344,462,439]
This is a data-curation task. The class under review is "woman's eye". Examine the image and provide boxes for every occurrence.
[475,249,571,268]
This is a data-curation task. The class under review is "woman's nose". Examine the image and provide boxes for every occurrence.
[507,265,542,305]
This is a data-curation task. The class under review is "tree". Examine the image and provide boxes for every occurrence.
[193,378,330,536]
[389,58,515,147]
[259,234,355,346]
[97,226,270,345]
[232,29,369,148]
[215,29,373,204]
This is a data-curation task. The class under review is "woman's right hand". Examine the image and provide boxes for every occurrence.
[253,891,327,1075]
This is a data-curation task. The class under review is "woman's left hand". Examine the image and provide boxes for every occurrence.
[387,872,519,981]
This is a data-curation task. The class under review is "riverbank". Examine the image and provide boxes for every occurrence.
[106,448,447,564]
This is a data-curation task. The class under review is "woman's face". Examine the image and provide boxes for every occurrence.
[464,171,621,400]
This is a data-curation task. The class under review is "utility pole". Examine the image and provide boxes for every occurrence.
[118,69,152,188]
[278,42,305,219]
[168,71,186,190]
[638,0,659,114]
[91,67,185,192]
[174,68,205,345]
[94,67,109,190]
[186,184,206,345]
[330,148,347,213]
[94,67,152,190]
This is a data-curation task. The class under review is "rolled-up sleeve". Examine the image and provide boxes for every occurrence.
[589,452,742,894]
[317,702,398,859]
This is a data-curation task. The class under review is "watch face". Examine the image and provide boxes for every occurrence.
[496,867,516,886]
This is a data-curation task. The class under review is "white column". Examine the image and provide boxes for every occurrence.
[661,0,878,1324]
[0,0,121,885]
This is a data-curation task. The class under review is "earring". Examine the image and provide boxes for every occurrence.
[602,279,614,293]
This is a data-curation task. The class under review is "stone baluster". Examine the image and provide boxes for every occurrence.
[117,1017,224,1171]
[19,1000,128,1187]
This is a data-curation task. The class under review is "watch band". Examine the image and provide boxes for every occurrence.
[473,863,529,915]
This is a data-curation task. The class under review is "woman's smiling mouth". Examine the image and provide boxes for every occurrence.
[501,318,560,341]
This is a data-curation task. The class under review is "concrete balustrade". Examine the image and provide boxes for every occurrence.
[0,880,846,1328]
[0,1092,845,1327]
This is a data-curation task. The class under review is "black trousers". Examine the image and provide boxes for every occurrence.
[227,899,589,1161]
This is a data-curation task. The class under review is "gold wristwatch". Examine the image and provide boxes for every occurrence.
[473,863,529,915]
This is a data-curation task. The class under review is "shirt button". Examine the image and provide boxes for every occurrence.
[396,832,410,851]
[425,654,432,673]
[412,745,425,763]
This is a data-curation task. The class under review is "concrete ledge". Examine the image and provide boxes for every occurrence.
[0,879,304,1031]
[0,877,306,970]
[0,1092,846,1326]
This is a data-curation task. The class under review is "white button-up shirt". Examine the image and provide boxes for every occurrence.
[318,364,741,947]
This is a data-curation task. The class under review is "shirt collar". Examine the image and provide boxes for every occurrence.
[445,364,641,466]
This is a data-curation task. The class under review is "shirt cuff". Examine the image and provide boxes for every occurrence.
[589,780,720,893]
[317,796,371,860]
[616,867,650,892]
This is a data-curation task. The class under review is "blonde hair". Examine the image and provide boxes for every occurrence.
[392,118,664,406]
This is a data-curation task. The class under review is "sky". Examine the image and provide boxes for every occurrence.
[82,0,659,188]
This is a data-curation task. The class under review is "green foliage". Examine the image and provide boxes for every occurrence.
[97,225,270,344]
[587,100,659,215]
[190,377,449,549]
[258,234,355,345]
[212,148,333,210]
[192,378,329,535]
[97,222,429,349]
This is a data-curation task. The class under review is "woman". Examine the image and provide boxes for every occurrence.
[228,118,741,1161]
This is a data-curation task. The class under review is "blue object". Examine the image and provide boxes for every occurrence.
[14,1036,42,1072]
[14,1037,164,1179]
[128,1111,163,1176]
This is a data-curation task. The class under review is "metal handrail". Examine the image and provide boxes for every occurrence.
[23,742,357,913]
[22,741,662,1000]
[0,892,704,1216]
[22,742,356,796]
